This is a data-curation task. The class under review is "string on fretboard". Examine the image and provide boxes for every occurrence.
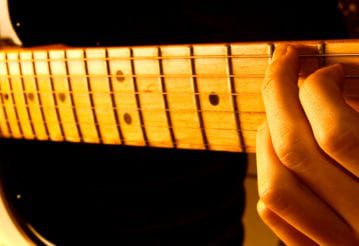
[0,41,358,153]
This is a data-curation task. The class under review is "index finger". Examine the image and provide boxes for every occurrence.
[262,45,313,152]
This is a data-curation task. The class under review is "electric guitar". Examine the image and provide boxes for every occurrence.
[0,0,355,245]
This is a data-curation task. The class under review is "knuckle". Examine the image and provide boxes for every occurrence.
[275,133,308,171]
[257,202,284,230]
[256,201,271,221]
[259,187,290,214]
[317,124,358,156]
[257,201,281,229]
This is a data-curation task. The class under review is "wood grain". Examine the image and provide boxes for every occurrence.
[0,40,358,153]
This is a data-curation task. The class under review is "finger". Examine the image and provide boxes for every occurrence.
[256,123,359,245]
[262,45,303,134]
[257,200,317,246]
[272,44,290,61]
[299,63,359,177]
[262,44,318,171]
[262,45,359,230]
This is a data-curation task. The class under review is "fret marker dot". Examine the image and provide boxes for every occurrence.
[124,113,132,125]
[58,93,66,102]
[116,70,125,82]
[209,92,220,106]
[3,93,9,100]
[27,93,35,101]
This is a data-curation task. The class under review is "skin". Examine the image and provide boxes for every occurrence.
[256,45,359,245]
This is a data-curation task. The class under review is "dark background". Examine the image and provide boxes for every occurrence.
[0,0,353,245]
[9,0,348,47]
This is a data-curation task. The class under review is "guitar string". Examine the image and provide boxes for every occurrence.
[0,102,265,115]
[0,115,259,132]
[2,89,264,140]
[0,92,261,131]
[0,89,358,99]
[2,53,359,62]
[0,51,356,141]
[0,112,259,136]
[0,74,291,79]
[0,75,356,129]
[1,74,359,79]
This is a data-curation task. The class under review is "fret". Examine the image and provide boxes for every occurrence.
[66,49,99,143]
[105,49,124,144]
[19,51,49,140]
[231,43,268,152]
[0,52,22,138]
[325,40,359,73]
[190,46,208,150]
[227,45,245,152]
[34,51,64,141]
[318,42,326,67]
[289,42,322,87]
[158,47,176,148]
[132,47,172,148]
[0,54,11,138]
[48,50,80,142]
[107,48,145,146]
[131,48,149,146]
[32,52,52,140]
[230,43,267,112]
[161,46,204,149]
[192,45,240,152]
[85,48,120,144]
[6,52,34,139]
[0,81,11,138]
[325,41,359,105]
[83,51,102,143]
[0,40,357,153]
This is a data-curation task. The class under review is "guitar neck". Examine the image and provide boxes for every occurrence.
[0,40,358,153]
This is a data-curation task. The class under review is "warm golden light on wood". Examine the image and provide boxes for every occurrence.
[0,40,359,153]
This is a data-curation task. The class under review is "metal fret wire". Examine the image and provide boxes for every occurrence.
[1,74,359,79]
[0,100,266,116]
[0,47,358,146]
[1,89,359,97]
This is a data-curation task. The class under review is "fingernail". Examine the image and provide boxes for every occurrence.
[327,63,344,76]
[272,45,289,61]
[333,63,344,72]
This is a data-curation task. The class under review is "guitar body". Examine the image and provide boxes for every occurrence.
[0,0,347,245]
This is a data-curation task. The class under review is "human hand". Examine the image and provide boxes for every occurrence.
[256,45,359,245]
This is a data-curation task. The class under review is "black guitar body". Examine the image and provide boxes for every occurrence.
[1,0,346,245]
